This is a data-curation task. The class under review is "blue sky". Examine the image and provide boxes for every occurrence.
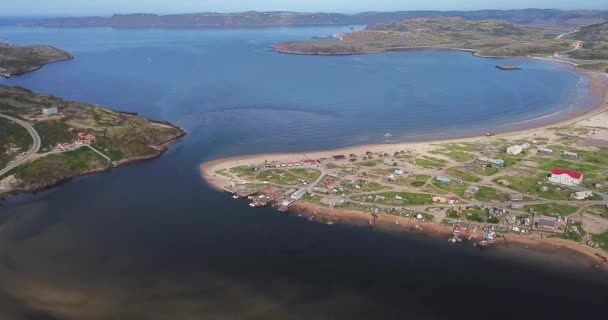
[2,0,607,16]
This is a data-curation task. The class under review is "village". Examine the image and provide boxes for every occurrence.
[208,122,608,254]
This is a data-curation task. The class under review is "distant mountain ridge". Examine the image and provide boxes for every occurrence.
[20,9,608,30]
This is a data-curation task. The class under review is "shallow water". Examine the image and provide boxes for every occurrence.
[0,25,607,319]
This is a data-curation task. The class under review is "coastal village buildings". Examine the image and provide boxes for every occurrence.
[436,176,451,184]
[538,148,554,155]
[42,106,58,115]
[509,193,524,201]
[562,151,579,160]
[291,188,307,200]
[476,157,505,168]
[506,143,529,155]
[549,168,583,186]
[464,186,480,198]
[572,190,594,200]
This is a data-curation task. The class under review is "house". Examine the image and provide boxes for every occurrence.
[537,218,557,231]
[477,157,505,168]
[511,203,524,210]
[509,193,524,201]
[436,176,451,184]
[332,155,346,161]
[449,196,460,204]
[506,145,523,155]
[538,148,554,155]
[572,190,594,200]
[42,106,58,115]
[464,186,480,198]
[78,132,96,141]
[302,159,317,165]
[394,168,404,175]
[291,188,307,200]
[432,196,448,203]
[548,168,583,186]
[562,151,578,160]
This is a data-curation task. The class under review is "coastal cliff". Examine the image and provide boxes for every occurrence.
[0,85,185,198]
[0,43,72,77]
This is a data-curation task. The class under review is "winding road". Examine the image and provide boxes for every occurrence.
[0,113,41,176]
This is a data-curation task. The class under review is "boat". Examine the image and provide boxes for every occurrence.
[485,131,496,137]
[496,65,522,71]
[478,232,496,249]
[232,195,239,199]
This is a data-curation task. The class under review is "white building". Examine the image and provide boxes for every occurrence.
[506,145,523,155]
[394,168,404,175]
[572,190,594,200]
[42,106,58,115]
[291,188,307,200]
[548,169,583,186]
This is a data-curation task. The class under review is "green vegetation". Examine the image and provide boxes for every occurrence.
[431,181,469,197]
[274,17,576,59]
[356,191,432,205]
[591,232,608,252]
[475,186,507,202]
[415,156,447,169]
[586,204,608,219]
[568,21,608,60]
[445,167,481,183]
[11,148,106,187]
[288,168,321,181]
[229,166,257,179]
[0,117,32,168]
[524,203,579,217]
[430,143,475,162]
[494,174,572,200]
[257,169,300,185]
[357,160,381,167]
[34,120,74,150]
[0,43,72,76]
[0,85,184,194]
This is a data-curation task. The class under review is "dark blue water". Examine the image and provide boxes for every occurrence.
[0,26,607,320]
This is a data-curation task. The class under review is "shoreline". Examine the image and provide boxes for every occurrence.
[0,54,74,78]
[0,124,186,201]
[200,62,608,271]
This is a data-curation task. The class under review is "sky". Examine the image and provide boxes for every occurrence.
[2,0,607,16]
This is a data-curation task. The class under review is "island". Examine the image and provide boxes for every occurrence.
[201,70,608,271]
[0,43,73,77]
[0,85,185,198]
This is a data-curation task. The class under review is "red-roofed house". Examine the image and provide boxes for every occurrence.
[549,168,583,186]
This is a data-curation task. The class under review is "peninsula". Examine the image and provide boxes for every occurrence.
[272,17,608,72]
[201,69,608,271]
[0,43,72,77]
[0,85,185,198]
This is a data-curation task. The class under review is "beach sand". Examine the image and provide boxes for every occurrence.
[200,67,608,271]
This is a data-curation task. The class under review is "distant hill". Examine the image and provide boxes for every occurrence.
[569,21,608,59]
[272,17,572,57]
[21,9,608,30]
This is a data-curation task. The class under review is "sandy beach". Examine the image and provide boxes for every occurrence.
[200,65,608,271]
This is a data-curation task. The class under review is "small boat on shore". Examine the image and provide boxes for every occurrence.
[478,232,496,249]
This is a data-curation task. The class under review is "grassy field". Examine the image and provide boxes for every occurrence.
[475,186,507,202]
[524,203,579,217]
[229,166,257,179]
[415,156,447,169]
[34,120,74,151]
[0,117,32,169]
[431,181,470,197]
[11,148,106,187]
[494,174,573,200]
[357,191,433,205]
[591,232,608,252]
[288,168,321,181]
[257,169,300,185]
[445,167,481,183]
[430,143,475,162]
